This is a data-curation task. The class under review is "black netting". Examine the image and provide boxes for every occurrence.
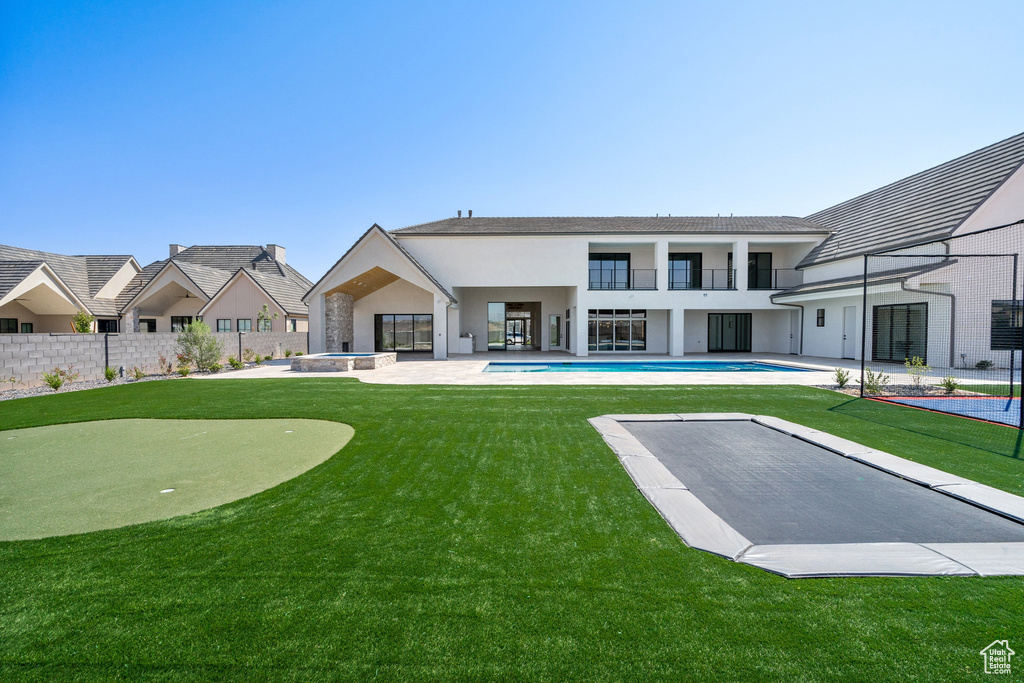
[861,223,1023,428]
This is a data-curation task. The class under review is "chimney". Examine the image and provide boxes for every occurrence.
[468,209,472,218]
[457,210,462,218]
[169,244,185,257]
[267,244,286,265]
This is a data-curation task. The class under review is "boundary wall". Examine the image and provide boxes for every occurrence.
[0,331,308,387]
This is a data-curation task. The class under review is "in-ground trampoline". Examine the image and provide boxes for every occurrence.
[590,413,1024,578]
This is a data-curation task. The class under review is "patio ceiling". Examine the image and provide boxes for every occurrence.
[323,266,400,301]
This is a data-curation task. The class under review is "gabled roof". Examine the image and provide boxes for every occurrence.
[391,216,828,236]
[119,245,312,316]
[304,224,456,304]
[0,244,136,316]
[800,132,1024,267]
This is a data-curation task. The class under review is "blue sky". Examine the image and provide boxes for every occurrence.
[2,0,1023,280]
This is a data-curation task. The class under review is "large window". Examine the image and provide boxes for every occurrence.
[97,319,118,333]
[991,300,1023,350]
[171,316,193,332]
[588,253,630,290]
[669,253,702,289]
[140,319,156,333]
[872,303,927,362]
[217,319,231,332]
[257,317,272,332]
[237,319,252,333]
[588,309,646,351]
[0,318,17,333]
[20,322,33,333]
[375,314,432,352]
[727,252,773,289]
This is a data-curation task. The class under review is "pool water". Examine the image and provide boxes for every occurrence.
[483,360,811,373]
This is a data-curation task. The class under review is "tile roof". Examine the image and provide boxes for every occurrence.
[0,244,135,316]
[0,260,46,301]
[391,216,829,236]
[119,245,312,316]
[800,132,1024,267]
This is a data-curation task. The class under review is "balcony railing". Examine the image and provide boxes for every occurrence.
[589,269,657,290]
[668,269,735,290]
[748,268,803,290]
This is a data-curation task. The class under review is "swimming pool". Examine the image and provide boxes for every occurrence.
[483,360,811,373]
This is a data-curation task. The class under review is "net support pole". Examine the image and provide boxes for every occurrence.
[860,255,868,398]
[1012,253,1018,401]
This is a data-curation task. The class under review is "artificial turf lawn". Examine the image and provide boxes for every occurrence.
[1,379,1023,681]
[0,418,353,540]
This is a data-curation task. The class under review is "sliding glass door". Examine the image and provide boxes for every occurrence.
[708,313,751,352]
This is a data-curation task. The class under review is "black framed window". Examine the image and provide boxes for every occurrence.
[217,319,231,332]
[816,309,825,327]
[97,319,118,333]
[991,300,1023,350]
[375,314,432,352]
[588,253,630,290]
[171,316,192,332]
[587,309,646,351]
[20,322,33,333]
[872,303,927,363]
[287,319,297,332]
[0,318,17,333]
[140,319,156,333]
[669,253,702,289]
[727,252,773,289]
[237,319,252,333]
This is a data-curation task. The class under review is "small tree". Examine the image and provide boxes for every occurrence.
[175,321,225,372]
[256,303,279,332]
[71,309,95,333]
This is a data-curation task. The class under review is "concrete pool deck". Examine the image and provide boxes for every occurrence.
[196,353,859,386]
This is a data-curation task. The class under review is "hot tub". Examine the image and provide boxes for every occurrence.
[290,352,397,372]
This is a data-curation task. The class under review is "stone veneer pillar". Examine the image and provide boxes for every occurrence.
[324,292,354,352]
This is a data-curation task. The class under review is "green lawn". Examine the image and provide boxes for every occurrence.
[1,379,1023,681]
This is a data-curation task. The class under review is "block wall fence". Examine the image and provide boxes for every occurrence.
[0,331,308,387]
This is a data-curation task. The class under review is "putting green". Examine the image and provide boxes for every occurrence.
[0,418,353,540]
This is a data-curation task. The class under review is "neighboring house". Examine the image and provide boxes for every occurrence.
[0,245,140,333]
[305,132,1024,364]
[118,244,312,334]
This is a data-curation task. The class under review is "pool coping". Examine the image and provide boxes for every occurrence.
[589,412,1024,578]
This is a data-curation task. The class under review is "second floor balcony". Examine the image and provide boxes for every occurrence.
[589,268,657,290]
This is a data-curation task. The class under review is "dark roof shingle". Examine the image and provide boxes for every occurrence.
[392,216,829,236]
[800,132,1024,267]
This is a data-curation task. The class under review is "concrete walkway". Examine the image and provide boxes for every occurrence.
[195,353,857,386]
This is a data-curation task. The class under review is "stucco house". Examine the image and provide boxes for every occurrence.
[0,245,140,333]
[119,244,312,334]
[305,132,1024,365]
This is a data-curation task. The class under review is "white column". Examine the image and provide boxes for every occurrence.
[433,297,448,360]
[575,301,589,357]
[669,308,685,356]
[656,238,669,291]
[733,239,749,291]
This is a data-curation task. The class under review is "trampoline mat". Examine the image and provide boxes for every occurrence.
[879,396,1021,427]
[621,420,1024,546]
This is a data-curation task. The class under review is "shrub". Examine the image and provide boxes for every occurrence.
[176,321,225,372]
[976,360,995,369]
[176,353,192,374]
[295,351,304,356]
[228,355,244,370]
[253,354,264,366]
[263,355,273,362]
[129,366,146,380]
[832,367,850,388]
[858,367,890,395]
[904,356,930,387]
[41,365,79,391]
[242,348,256,363]
[1,376,17,391]
[208,363,222,373]
[103,366,118,382]
[158,355,174,376]
[284,349,292,357]
[177,366,191,377]
[938,376,959,395]
[71,309,95,333]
